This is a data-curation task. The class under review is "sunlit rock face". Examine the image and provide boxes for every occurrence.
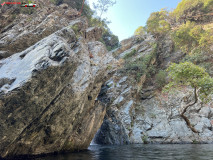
[0,16,117,158]
[93,34,213,145]
[0,0,82,60]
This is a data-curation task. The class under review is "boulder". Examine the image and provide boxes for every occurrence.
[0,24,116,158]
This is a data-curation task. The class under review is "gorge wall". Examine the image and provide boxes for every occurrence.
[0,0,213,159]
[93,34,213,145]
[0,1,117,158]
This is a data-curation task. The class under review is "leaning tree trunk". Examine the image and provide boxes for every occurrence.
[181,87,199,133]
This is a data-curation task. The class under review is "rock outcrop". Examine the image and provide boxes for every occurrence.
[93,34,213,145]
[0,14,116,158]
[0,0,80,59]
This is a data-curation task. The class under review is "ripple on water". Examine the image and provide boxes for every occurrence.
[24,144,213,160]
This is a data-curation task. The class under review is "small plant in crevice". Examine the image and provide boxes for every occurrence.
[123,49,137,60]
[150,113,157,119]
[141,135,149,144]
[123,42,159,83]
[70,25,79,34]
[106,64,112,70]
[192,139,200,144]
[155,70,167,89]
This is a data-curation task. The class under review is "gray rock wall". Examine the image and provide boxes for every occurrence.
[0,20,116,158]
[93,35,213,145]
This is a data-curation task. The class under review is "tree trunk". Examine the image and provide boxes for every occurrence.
[180,87,199,133]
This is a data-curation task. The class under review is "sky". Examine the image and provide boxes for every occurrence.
[88,0,182,41]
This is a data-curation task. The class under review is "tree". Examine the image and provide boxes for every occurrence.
[172,21,198,53]
[172,0,213,22]
[93,0,116,19]
[172,21,213,53]
[134,26,146,36]
[164,62,213,133]
[146,9,171,37]
[101,28,119,51]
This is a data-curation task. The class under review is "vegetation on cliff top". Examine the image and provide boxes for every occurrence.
[173,0,213,21]
[50,0,119,51]
[128,1,213,132]
[146,9,171,37]
[133,0,213,75]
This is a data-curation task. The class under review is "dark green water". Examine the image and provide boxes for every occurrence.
[31,144,213,160]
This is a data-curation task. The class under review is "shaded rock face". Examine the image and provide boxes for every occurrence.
[0,16,116,158]
[93,35,213,145]
[92,85,129,145]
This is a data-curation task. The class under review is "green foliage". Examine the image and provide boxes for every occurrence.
[124,43,158,82]
[150,113,157,119]
[12,14,16,20]
[172,21,213,53]
[182,52,213,74]
[51,0,119,51]
[142,135,149,144]
[183,52,209,64]
[20,7,35,15]
[146,9,171,36]
[199,29,213,48]
[123,49,137,59]
[172,21,197,53]
[125,54,152,73]
[93,0,116,18]
[89,17,108,28]
[107,64,112,70]
[134,26,146,36]
[70,24,79,34]
[198,76,213,102]
[173,0,213,20]
[88,18,119,51]
[51,0,94,19]
[156,70,167,88]
[99,28,119,51]
[164,62,213,102]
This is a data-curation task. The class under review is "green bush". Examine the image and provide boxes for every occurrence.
[123,49,137,59]
[172,21,197,53]
[99,28,119,51]
[134,26,146,36]
[164,62,213,102]
[172,0,213,21]
[124,52,156,82]
[172,21,213,53]
[155,70,167,88]
[199,29,213,49]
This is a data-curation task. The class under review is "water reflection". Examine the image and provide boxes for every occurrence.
[31,144,213,160]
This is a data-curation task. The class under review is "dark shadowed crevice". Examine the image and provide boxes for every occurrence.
[91,84,130,145]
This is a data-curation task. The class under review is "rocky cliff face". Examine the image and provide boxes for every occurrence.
[0,3,117,158]
[0,0,213,158]
[93,34,213,145]
[0,1,81,59]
